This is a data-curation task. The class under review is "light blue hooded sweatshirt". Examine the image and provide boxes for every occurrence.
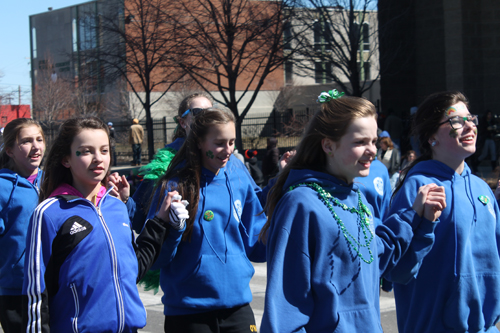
[0,168,42,295]
[386,160,500,332]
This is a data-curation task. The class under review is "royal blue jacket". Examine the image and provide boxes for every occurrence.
[386,160,500,332]
[260,169,439,333]
[355,158,392,226]
[0,168,42,296]
[148,162,267,316]
[23,185,170,333]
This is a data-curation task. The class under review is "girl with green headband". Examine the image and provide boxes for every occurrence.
[260,90,446,332]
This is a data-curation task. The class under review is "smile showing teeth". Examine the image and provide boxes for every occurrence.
[460,136,474,142]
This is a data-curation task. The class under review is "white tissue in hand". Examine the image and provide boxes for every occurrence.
[169,201,190,230]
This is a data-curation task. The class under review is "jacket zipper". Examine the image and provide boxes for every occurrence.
[70,283,80,333]
[96,204,125,333]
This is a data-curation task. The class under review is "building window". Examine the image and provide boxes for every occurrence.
[79,14,97,51]
[284,21,292,50]
[32,28,37,59]
[285,62,293,84]
[315,62,332,84]
[313,20,331,51]
[357,61,371,80]
[72,18,78,52]
[362,22,370,51]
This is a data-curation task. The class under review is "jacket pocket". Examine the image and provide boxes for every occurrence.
[443,274,500,331]
[69,283,80,333]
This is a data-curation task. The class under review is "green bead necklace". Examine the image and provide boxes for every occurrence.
[288,182,375,264]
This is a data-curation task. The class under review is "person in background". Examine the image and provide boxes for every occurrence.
[260,89,445,332]
[129,118,144,166]
[386,91,500,332]
[108,122,117,166]
[262,137,279,185]
[401,150,417,171]
[377,131,401,190]
[148,108,266,333]
[0,119,45,333]
[233,148,245,164]
[245,149,264,187]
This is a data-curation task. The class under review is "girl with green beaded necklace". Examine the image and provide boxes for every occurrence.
[259,90,446,333]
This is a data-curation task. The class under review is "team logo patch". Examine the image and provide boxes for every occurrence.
[233,199,242,222]
[373,177,384,196]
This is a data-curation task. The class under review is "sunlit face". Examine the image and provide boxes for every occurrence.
[324,116,378,184]
[179,97,213,136]
[62,129,110,198]
[431,101,476,164]
[6,125,45,178]
[198,122,236,174]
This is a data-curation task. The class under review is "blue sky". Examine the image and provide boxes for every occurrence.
[0,0,83,105]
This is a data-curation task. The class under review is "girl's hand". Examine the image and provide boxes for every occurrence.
[156,191,189,230]
[279,150,296,172]
[108,172,130,203]
[412,184,446,222]
[494,180,500,201]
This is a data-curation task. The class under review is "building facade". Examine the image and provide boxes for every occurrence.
[378,0,500,116]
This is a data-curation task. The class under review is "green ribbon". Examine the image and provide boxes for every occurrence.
[317,89,345,103]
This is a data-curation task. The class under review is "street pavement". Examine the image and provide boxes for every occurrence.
[136,262,399,333]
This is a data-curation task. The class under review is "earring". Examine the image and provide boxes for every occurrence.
[431,141,437,147]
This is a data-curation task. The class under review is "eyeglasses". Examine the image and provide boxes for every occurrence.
[438,114,478,130]
[181,108,206,118]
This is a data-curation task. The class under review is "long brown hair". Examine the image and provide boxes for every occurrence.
[0,118,45,173]
[172,93,213,141]
[259,96,376,241]
[40,117,111,202]
[393,91,469,196]
[155,107,235,240]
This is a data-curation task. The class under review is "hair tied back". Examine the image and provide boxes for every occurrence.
[317,89,345,103]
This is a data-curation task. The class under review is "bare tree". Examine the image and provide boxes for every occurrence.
[292,0,379,97]
[90,0,187,159]
[168,0,304,150]
[32,60,74,127]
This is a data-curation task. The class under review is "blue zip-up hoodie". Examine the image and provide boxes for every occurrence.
[260,169,439,333]
[23,184,170,333]
[355,158,392,226]
[386,160,500,332]
[0,168,42,296]
[148,161,267,316]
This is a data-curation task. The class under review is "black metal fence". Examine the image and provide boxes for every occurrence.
[40,108,318,164]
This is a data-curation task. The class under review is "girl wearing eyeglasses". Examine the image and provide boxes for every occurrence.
[386,91,500,332]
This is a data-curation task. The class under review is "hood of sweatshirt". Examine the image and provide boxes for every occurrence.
[283,168,360,198]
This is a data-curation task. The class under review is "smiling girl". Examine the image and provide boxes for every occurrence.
[0,118,45,333]
[23,117,187,332]
[259,90,446,332]
[147,108,267,333]
[386,91,500,332]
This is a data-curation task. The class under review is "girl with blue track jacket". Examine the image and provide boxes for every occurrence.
[259,90,446,333]
[0,118,45,333]
[386,91,500,332]
[23,117,188,333]
[147,108,266,333]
